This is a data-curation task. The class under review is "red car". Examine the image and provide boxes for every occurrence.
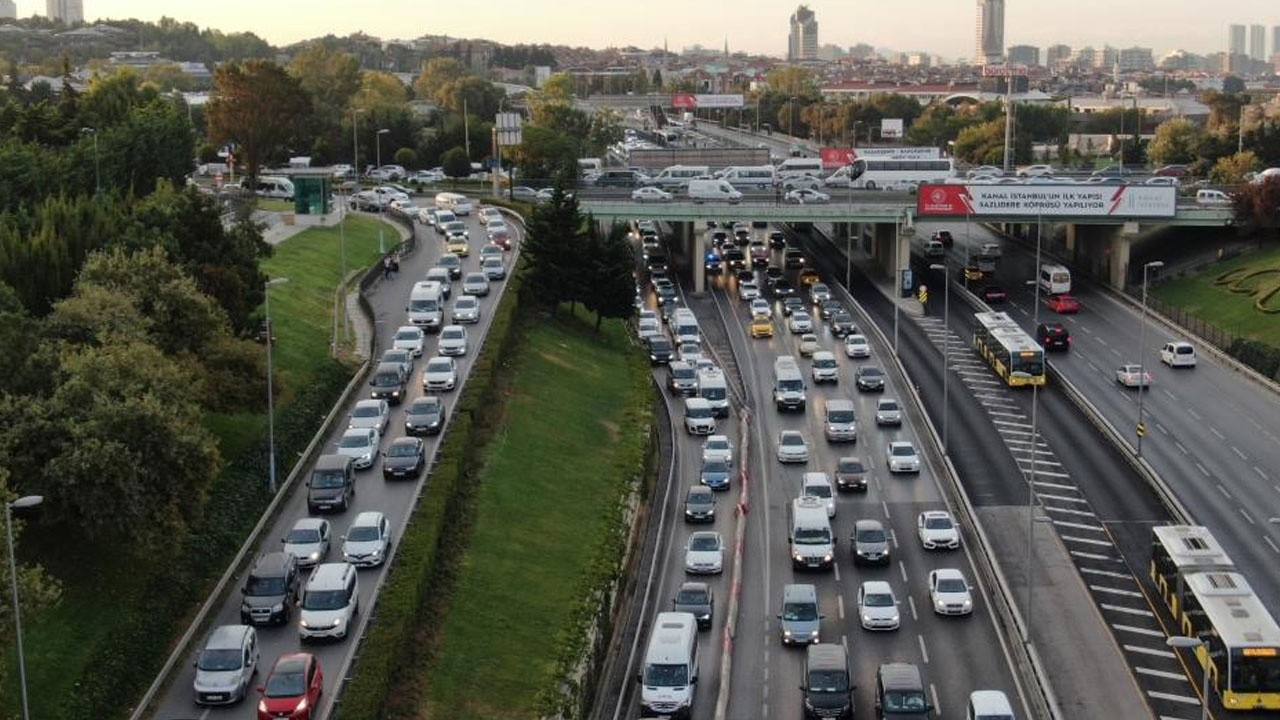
[980,285,1008,303]
[258,653,323,720]
[1047,294,1081,314]
[488,231,512,251]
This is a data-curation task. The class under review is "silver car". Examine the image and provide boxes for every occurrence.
[422,356,458,391]
[438,325,469,356]
[392,325,425,357]
[282,518,331,568]
[684,531,724,574]
[776,430,810,463]
[336,427,379,470]
[482,255,507,280]
[452,295,481,324]
[857,580,900,631]
[342,511,392,568]
[886,441,920,473]
[348,398,390,433]
[462,271,490,297]
[875,398,902,426]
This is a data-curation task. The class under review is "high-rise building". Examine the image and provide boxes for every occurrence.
[1250,24,1266,61]
[788,5,818,62]
[1007,45,1040,67]
[1045,44,1072,70]
[1229,24,1246,56]
[0,0,15,18]
[46,0,83,23]
[974,0,1005,65]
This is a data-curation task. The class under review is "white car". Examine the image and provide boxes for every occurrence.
[875,398,902,426]
[684,531,724,574]
[632,186,674,203]
[462,271,491,297]
[1116,364,1152,388]
[738,281,761,301]
[422,356,458,391]
[788,311,813,334]
[801,473,836,518]
[917,510,961,550]
[967,165,1004,178]
[1016,164,1055,178]
[637,318,661,340]
[485,218,509,236]
[785,188,831,204]
[452,295,481,324]
[777,430,810,463]
[348,398,390,433]
[857,580,901,631]
[1160,341,1197,367]
[336,426,380,470]
[437,325,469,356]
[978,242,1002,258]
[886,441,920,474]
[483,255,507,281]
[749,298,772,318]
[282,518,331,568]
[677,342,704,364]
[478,207,503,223]
[928,568,974,616]
[798,333,820,357]
[701,435,734,467]
[342,511,392,568]
[392,325,425,357]
[843,334,871,358]
[781,174,823,191]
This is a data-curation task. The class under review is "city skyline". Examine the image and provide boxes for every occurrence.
[21,0,1280,60]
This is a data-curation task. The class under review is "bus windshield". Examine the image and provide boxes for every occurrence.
[1231,651,1280,693]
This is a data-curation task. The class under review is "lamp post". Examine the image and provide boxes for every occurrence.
[1166,636,1210,720]
[264,277,289,494]
[352,107,364,176]
[929,263,950,452]
[1135,260,1164,457]
[376,128,389,253]
[1118,94,1137,174]
[6,494,43,720]
[787,95,797,139]
[81,127,99,195]
[893,212,903,354]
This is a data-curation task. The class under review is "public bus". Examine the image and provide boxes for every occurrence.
[1149,525,1280,711]
[1038,263,1072,295]
[971,311,1046,387]
[843,156,956,190]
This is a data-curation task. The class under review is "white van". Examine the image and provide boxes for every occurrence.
[823,399,857,443]
[967,690,1016,720]
[249,175,294,200]
[578,157,603,175]
[776,157,824,179]
[1160,341,1197,368]
[773,355,806,411]
[719,165,777,188]
[687,179,743,204]
[298,562,359,641]
[406,281,445,331]
[1195,189,1231,206]
[697,367,729,418]
[639,612,700,718]
[1038,263,1072,295]
[683,397,717,435]
[672,308,701,344]
[435,191,474,215]
[789,496,835,570]
[647,165,710,189]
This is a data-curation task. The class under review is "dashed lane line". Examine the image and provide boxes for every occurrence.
[1032,480,1075,490]
[1055,520,1106,532]
[1113,624,1166,637]
[1136,667,1192,682]
[1046,506,1098,517]
[1090,585,1145,598]
[1061,535,1115,546]
[1038,493,1088,504]
[1147,691,1202,706]
[1083,567,1138,580]
[1125,644,1176,659]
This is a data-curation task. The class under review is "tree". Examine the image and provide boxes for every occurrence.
[1209,151,1258,185]
[206,59,310,179]
[0,466,62,695]
[1222,75,1246,95]
[436,75,505,119]
[587,107,625,155]
[520,187,586,313]
[1231,178,1280,239]
[512,124,577,183]
[1148,117,1205,166]
[581,222,636,330]
[0,282,41,395]
[952,119,1009,165]
[441,146,471,184]
[413,57,468,104]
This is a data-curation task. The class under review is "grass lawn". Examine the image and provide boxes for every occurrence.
[1151,244,1280,349]
[416,307,648,720]
[4,215,396,718]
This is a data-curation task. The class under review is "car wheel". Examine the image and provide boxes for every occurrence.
[865,181,877,190]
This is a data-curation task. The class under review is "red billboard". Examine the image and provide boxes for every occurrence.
[916,184,1178,218]
[820,147,855,169]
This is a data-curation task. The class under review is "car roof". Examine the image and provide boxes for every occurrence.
[806,643,847,670]
[855,518,884,530]
[889,440,914,449]
[341,427,372,439]
[205,624,253,649]
[388,436,420,448]
[920,510,951,520]
[352,510,384,526]
[292,517,327,531]
[933,568,965,580]
[862,580,894,594]
[353,399,384,409]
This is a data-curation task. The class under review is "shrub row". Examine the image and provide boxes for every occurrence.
[1228,336,1280,380]
[67,359,355,719]
[333,269,527,719]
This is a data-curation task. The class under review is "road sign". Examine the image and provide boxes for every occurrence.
[1136,422,1147,438]
[918,285,929,304]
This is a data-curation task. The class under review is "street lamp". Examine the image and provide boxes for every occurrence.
[1166,636,1210,720]
[1135,260,1164,456]
[6,494,43,720]
[1118,94,1137,174]
[929,263,951,452]
[264,277,289,494]
[81,127,99,195]
[376,128,390,253]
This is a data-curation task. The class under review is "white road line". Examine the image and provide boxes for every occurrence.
[1161,389,1176,401]
[930,684,941,717]
[918,634,930,664]
[1240,508,1256,525]
[1113,624,1166,637]
[987,410,1026,418]
[1055,520,1106,532]
[1216,484,1231,499]
[1024,468,1071,478]
[1039,493,1088,503]
[1232,446,1247,460]
[1102,603,1154,617]
[1082,567,1135,579]
[909,595,918,620]
[1091,585,1144,598]
[1210,427,1225,440]
[1155,422,1168,436]
[838,594,845,620]
[1033,480,1075,490]
[899,562,908,583]
[1062,535,1114,546]
[991,418,1031,428]
[1147,691,1202,706]
[883,500,891,519]
[1187,408,1202,421]
[1137,667,1192,682]
[1045,506,1096,517]
[1255,466,1269,480]
[1195,463,1210,478]
[1072,550,1120,561]
[1125,644,1176,659]
[833,562,841,582]
[1174,441,1188,455]
[1264,537,1280,554]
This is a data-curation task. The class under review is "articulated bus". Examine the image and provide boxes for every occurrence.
[1150,525,1280,711]
[843,156,956,190]
[971,312,1045,387]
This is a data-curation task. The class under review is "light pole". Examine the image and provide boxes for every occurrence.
[351,108,364,176]
[81,127,99,195]
[1135,260,1163,456]
[6,494,43,720]
[264,277,289,494]
[1118,95,1136,174]
[930,263,951,452]
[893,212,903,354]
[1166,636,1210,720]
[376,128,389,254]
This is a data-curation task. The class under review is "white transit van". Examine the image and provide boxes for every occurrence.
[435,191,473,215]
[1038,263,1072,295]
[776,157,824,179]
[687,179,743,204]
[672,308,701,344]
[639,612,699,718]
[697,367,729,418]
[248,175,294,200]
[789,496,835,570]
[647,165,710,189]
[719,165,777,188]
[1195,188,1231,205]
[773,355,807,411]
[406,281,445,331]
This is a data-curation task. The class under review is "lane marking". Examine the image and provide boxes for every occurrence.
[1072,550,1120,561]
[1125,644,1176,659]
[1055,520,1106,532]
[1082,567,1136,579]
[1255,466,1269,480]
[1187,408,1202,421]
[1174,441,1188,455]
[930,684,941,717]
[1022,468,1071,478]
[1232,446,1247,460]
[1239,508,1256,525]
[1216,484,1231,499]
[1156,422,1168,436]
[1039,493,1088,503]
[1045,506,1097,517]
[1264,537,1279,554]
[918,634,930,664]
[1090,585,1145,598]
[1194,463,1210,478]
[1137,667,1192,682]
[1113,624,1166,637]
[1210,427,1225,440]
[899,562,909,583]
[1033,480,1075,490]
[1061,535,1114,546]
[838,594,845,620]
[909,595,918,620]
[1147,691,1202,706]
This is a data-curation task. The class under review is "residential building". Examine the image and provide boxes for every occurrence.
[46,0,82,23]
[0,0,15,19]
[1095,45,1118,70]
[1045,44,1072,70]
[1250,24,1267,61]
[1007,45,1040,67]
[788,5,818,62]
[1118,47,1154,72]
[975,0,1005,65]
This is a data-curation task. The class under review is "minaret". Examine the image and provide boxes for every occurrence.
[724,37,729,59]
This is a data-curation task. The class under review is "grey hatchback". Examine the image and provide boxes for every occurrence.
[672,581,715,630]
[684,485,716,523]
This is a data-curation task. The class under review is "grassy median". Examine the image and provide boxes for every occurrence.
[410,306,650,720]
[1151,245,1280,348]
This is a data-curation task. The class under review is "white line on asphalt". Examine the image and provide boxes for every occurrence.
[1216,484,1231,499]
[1033,480,1075,490]
[930,684,941,717]
[986,410,1026,418]
[1113,624,1166,637]
[838,594,845,620]
[1232,446,1247,460]
[1210,426,1224,439]
[1256,466,1269,480]
[883,500,891,518]
[1022,468,1071,478]
[1147,691,1202,706]
[1045,506,1096,517]
[899,562,908,583]
[1239,508,1256,525]
[1091,585,1145,598]
[1195,463,1210,477]
[991,418,1031,428]
[1136,667,1192,682]
[1039,493,1088,504]
[1056,520,1106,532]
[1187,408,1202,421]
[1062,535,1114,546]
[918,635,930,664]
[1083,567,1136,579]
[909,595,918,620]
[1174,441,1188,455]
[1161,389,1176,401]
[1125,644,1176,659]
[833,562,841,582]
[1072,550,1120,561]
[1265,537,1280,554]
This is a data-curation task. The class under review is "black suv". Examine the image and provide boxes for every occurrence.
[646,336,673,365]
[240,551,299,625]
[1036,322,1071,352]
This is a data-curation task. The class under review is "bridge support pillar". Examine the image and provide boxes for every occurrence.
[691,221,705,294]
[871,221,897,277]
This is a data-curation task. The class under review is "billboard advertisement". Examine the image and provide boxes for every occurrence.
[670,93,745,109]
[820,147,855,169]
[880,118,904,139]
[916,184,1178,218]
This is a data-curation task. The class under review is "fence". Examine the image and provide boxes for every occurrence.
[1140,294,1239,351]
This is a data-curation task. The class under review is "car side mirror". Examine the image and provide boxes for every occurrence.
[799,684,807,691]
[240,586,247,595]
[635,673,642,684]
[819,614,826,620]
[776,613,782,619]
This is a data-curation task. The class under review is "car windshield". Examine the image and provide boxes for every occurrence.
[805,484,831,499]
[411,399,439,414]
[443,329,464,340]
[703,460,728,474]
[864,592,894,608]
[794,528,831,544]
[687,492,712,506]
[348,525,381,542]
[353,405,380,418]
[782,434,804,446]
[338,434,369,449]
[676,588,709,604]
[312,470,346,489]
[857,528,886,543]
[387,443,419,458]
[245,574,286,596]
[783,601,818,621]
[263,669,306,698]
[456,298,477,308]
[861,367,883,377]
[643,663,689,687]
[395,330,418,341]
[814,357,836,369]
[891,445,915,457]
[438,255,459,267]
[409,298,438,312]
[827,410,854,423]
[807,670,850,693]
[706,439,729,451]
[937,577,967,593]
[838,459,865,473]
[426,360,452,373]
[884,691,928,712]
[880,401,899,412]
[197,648,242,672]
[286,527,321,544]
[689,535,719,551]
[925,516,953,530]
[302,589,349,611]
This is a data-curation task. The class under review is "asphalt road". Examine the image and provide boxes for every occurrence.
[150,202,519,719]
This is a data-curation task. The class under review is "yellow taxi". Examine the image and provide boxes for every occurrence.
[798,268,820,286]
[750,315,774,339]
[446,236,470,256]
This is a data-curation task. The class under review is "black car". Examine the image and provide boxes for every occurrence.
[769,230,787,249]
[672,581,715,630]
[771,279,795,297]
[724,249,747,269]
[684,485,716,523]
[404,396,446,436]
[932,230,954,247]
[382,437,425,479]
[1036,322,1071,351]
[830,313,856,337]
[764,266,785,285]
[980,285,1008,303]
[784,248,806,268]
[647,336,673,364]
[782,297,805,316]
[735,269,755,283]
[818,299,843,320]
[855,365,886,392]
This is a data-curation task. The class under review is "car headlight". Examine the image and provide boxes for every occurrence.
[331,617,343,627]
[783,629,794,638]
[823,552,833,562]
[259,700,268,713]
[299,618,310,628]
[272,603,284,613]
[309,551,320,561]
[863,613,874,624]
[936,599,948,611]
[963,599,973,610]
[793,551,804,562]
[810,630,819,638]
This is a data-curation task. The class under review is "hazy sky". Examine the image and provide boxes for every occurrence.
[54,1,1280,59]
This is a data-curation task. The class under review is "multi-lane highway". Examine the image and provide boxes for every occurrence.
[149,204,519,718]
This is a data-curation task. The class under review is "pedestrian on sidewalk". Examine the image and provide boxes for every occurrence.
[390,252,400,279]
[383,255,392,280]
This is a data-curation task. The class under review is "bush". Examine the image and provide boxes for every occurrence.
[1228,337,1280,378]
